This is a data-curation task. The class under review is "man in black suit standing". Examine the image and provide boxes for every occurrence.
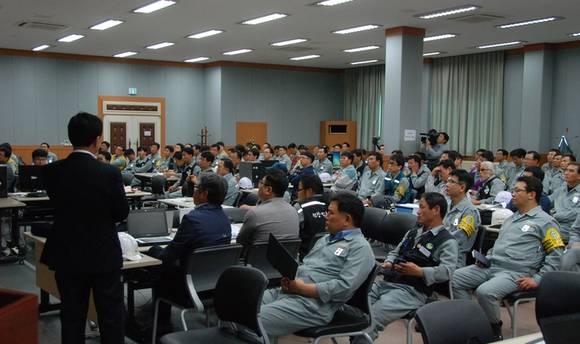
[41,112,129,343]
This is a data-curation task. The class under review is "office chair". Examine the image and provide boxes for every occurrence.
[502,290,537,338]
[360,207,389,261]
[222,207,248,223]
[243,238,301,286]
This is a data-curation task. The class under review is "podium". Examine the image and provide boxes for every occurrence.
[320,120,357,148]
[0,289,38,344]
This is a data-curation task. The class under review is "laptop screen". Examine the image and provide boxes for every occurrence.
[127,209,169,238]
[19,165,45,192]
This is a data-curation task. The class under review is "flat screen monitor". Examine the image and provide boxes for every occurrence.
[18,165,45,192]
[127,208,169,238]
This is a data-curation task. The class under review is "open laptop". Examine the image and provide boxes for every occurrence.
[127,208,172,246]
[266,234,299,279]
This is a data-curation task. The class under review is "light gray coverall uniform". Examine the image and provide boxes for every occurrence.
[312,158,333,175]
[452,206,564,324]
[549,183,580,242]
[476,176,506,204]
[443,195,481,267]
[357,168,385,200]
[506,164,525,191]
[561,213,580,271]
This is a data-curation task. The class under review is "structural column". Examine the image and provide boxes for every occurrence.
[520,44,554,152]
[382,26,425,154]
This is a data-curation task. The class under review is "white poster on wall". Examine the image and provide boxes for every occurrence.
[404,129,417,142]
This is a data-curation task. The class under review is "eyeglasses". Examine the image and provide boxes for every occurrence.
[297,188,305,192]
[447,179,460,185]
[479,168,491,172]
[512,188,527,194]
[258,180,271,188]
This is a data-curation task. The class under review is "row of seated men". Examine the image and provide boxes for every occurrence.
[146,160,578,342]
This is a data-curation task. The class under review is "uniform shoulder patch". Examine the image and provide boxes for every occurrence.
[458,215,476,237]
[542,227,565,253]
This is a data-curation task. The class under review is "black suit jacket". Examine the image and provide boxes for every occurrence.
[41,151,129,274]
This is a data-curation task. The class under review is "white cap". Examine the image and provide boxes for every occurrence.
[118,232,142,261]
[494,191,512,207]
[491,208,513,226]
[238,177,254,190]
[319,172,332,183]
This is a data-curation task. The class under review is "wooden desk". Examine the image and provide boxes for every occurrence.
[491,332,543,343]
[24,232,161,322]
[0,198,26,209]
[158,197,195,208]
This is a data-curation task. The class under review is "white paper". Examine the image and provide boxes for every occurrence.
[404,129,416,141]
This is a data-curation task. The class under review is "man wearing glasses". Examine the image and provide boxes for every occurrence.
[452,176,564,339]
[548,162,580,243]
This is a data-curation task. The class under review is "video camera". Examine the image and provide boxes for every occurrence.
[372,136,382,151]
[420,129,439,145]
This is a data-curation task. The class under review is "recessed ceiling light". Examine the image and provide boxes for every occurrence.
[146,42,175,49]
[423,52,443,56]
[316,0,354,6]
[477,41,524,49]
[290,54,320,61]
[569,32,580,37]
[343,45,380,53]
[350,59,379,65]
[90,19,124,30]
[114,51,138,58]
[424,33,457,42]
[333,24,381,35]
[184,57,210,63]
[58,34,85,43]
[497,17,563,29]
[223,49,253,55]
[187,29,223,39]
[134,0,176,14]
[271,38,308,47]
[32,44,50,51]
[416,5,480,19]
[241,13,287,25]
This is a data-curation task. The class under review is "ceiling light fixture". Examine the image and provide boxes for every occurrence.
[188,29,223,39]
[333,24,380,34]
[316,0,354,6]
[350,59,379,65]
[146,42,175,49]
[423,52,442,56]
[290,54,320,61]
[343,45,380,53]
[184,57,210,63]
[241,13,287,25]
[424,33,457,42]
[32,44,50,51]
[416,5,480,19]
[134,0,176,14]
[114,51,138,58]
[57,34,85,43]
[271,38,308,46]
[477,41,524,49]
[90,19,124,30]
[223,49,253,55]
[497,17,562,29]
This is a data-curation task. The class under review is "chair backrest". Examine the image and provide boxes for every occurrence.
[239,192,259,207]
[184,244,245,310]
[380,212,417,246]
[223,207,249,223]
[415,300,495,344]
[244,238,301,280]
[360,207,389,241]
[213,266,268,338]
[151,175,166,195]
[536,271,580,343]
[346,264,380,314]
[466,225,486,266]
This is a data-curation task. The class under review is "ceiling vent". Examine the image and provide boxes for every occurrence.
[448,14,504,24]
[17,21,70,32]
[274,46,316,52]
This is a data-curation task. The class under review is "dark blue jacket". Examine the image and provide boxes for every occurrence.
[289,165,316,189]
[507,193,551,214]
[160,203,231,266]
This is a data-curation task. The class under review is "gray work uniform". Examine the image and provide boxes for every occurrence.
[332,165,358,192]
[506,164,525,191]
[134,156,153,173]
[260,229,374,338]
[444,195,481,267]
[312,158,333,175]
[279,154,292,171]
[477,176,506,204]
[452,206,564,324]
[357,168,385,199]
[110,155,126,171]
[423,143,449,160]
[425,175,450,204]
[562,214,580,272]
[409,165,430,191]
[549,184,580,242]
[545,169,563,195]
[496,161,514,184]
[360,225,458,342]
[149,152,162,170]
[236,197,299,246]
[222,173,239,206]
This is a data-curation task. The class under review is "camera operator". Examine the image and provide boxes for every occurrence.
[421,130,450,162]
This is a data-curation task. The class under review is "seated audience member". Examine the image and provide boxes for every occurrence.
[506,148,527,190]
[289,152,316,191]
[425,159,456,201]
[449,150,463,170]
[99,140,110,153]
[371,154,412,207]
[407,154,430,199]
[134,146,153,173]
[548,162,580,243]
[341,141,351,153]
[312,145,333,175]
[149,142,162,169]
[332,143,342,153]
[261,146,275,161]
[357,152,386,202]
[110,146,126,171]
[260,193,374,340]
[444,170,481,267]
[473,161,506,205]
[236,169,299,246]
[561,213,580,271]
[148,174,232,328]
[469,149,486,179]
[353,192,458,343]
[97,151,111,164]
[0,145,16,190]
[185,151,214,196]
[124,149,136,172]
[379,144,385,155]
[331,151,358,192]
[542,148,560,174]
[216,141,229,160]
[293,174,327,260]
[228,149,243,175]
[167,148,198,197]
[352,149,367,180]
[543,152,562,194]
[471,150,494,191]
[277,145,293,171]
[216,158,239,206]
[524,150,540,168]
[506,167,551,213]
[32,148,48,166]
[243,147,260,162]
[452,176,564,339]
[495,149,513,184]
[157,145,175,171]
[40,142,58,163]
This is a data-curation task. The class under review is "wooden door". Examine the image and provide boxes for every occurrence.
[139,123,155,148]
[236,122,267,146]
[110,122,127,149]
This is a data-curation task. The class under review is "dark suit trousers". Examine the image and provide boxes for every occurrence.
[55,269,124,344]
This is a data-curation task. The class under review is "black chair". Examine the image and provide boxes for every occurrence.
[466,225,487,266]
[381,213,417,246]
[151,175,167,195]
[152,244,244,342]
[243,238,301,283]
[501,290,537,338]
[536,271,580,343]
[414,300,495,344]
[223,207,249,223]
[294,264,379,344]
[159,266,269,344]
[360,207,390,261]
[237,192,259,207]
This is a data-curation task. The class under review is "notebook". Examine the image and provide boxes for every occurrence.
[266,234,299,280]
[127,208,172,246]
